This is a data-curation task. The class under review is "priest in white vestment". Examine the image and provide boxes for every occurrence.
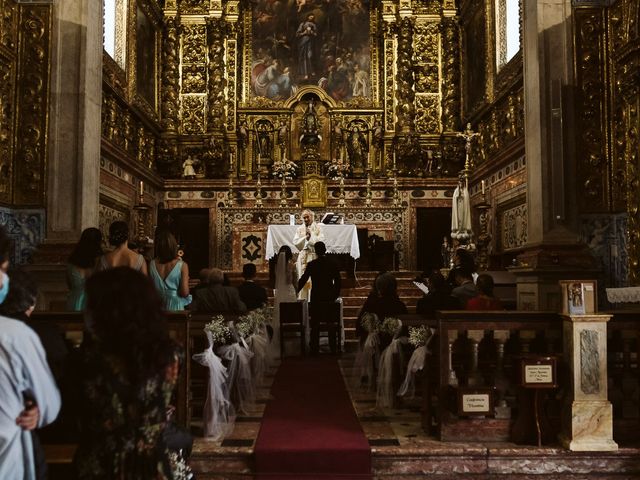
[293,209,324,301]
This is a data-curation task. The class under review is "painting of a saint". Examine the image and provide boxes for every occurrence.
[250,0,371,101]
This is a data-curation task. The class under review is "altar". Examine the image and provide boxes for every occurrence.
[265,224,360,260]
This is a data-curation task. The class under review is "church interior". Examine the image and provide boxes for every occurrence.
[1,0,640,477]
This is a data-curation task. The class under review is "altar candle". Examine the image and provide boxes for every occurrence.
[393,151,396,168]
[230,153,234,166]
[139,180,144,196]
[481,180,485,195]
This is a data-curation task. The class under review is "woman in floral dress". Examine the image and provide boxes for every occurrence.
[73,267,180,479]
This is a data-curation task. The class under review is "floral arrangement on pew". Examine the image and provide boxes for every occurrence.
[353,312,382,392]
[236,308,271,386]
[376,317,409,409]
[214,314,256,415]
[272,156,298,180]
[398,326,436,398]
[204,315,232,346]
[192,316,235,440]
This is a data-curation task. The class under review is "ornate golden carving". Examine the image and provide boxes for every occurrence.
[182,64,207,93]
[301,175,327,208]
[181,95,207,134]
[395,17,416,134]
[226,35,237,133]
[161,15,180,132]
[207,17,226,132]
[0,0,18,53]
[0,60,13,201]
[574,9,608,212]
[14,6,50,204]
[440,16,461,132]
[415,95,440,134]
[181,24,207,65]
[179,0,207,15]
[383,35,395,135]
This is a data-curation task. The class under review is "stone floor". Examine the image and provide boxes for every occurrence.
[190,353,640,479]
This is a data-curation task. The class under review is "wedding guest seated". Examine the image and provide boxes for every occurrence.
[450,267,477,308]
[72,267,181,479]
[66,227,103,311]
[357,272,407,344]
[466,273,503,310]
[416,271,460,316]
[98,220,148,275]
[191,268,211,296]
[191,268,247,314]
[238,263,268,310]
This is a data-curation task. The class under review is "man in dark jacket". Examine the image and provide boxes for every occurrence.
[191,268,247,314]
[297,242,341,354]
[237,263,268,310]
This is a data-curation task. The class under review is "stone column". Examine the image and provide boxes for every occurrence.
[27,0,102,308]
[511,0,597,310]
[46,0,103,241]
[560,314,617,451]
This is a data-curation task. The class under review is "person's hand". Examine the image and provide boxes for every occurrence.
[16,402,39,431]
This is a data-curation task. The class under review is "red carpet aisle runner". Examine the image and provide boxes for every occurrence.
[255,357,371,479]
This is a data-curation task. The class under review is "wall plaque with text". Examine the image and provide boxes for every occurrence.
[519,356,557,388]
[453,387,495,416]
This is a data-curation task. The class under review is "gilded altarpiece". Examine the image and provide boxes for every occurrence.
[607,0,640,284]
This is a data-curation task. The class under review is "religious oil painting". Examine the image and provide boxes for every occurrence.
[136,3,157,109]
[250,0,371,101]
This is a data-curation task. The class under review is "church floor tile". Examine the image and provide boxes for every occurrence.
[190,353,640,478]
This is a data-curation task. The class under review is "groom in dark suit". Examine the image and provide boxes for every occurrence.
[297,242,341,354]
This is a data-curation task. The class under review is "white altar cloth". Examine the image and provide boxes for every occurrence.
[606,286,640,304]
[265,224,360,260]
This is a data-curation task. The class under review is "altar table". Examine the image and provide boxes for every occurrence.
[265,224,360,260]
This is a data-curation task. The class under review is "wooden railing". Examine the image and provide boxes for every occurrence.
[27,307,640,463]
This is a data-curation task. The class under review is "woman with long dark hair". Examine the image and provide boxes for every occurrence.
[150,229,191,310]
[66,227,103,311]
[98,221,148,275]
[73,267,179,479]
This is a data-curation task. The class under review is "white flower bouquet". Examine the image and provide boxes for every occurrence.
[326,159,352,180]
[360,312,380,333]
[380,317,403,337]
[272,157,298,180]
[204,315,232,345]
[408,325,433,348]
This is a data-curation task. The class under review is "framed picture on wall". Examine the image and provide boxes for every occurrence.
[559,280,597,315]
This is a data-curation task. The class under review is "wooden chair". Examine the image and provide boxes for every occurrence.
[279,301,306,358]
[309,301,341,354]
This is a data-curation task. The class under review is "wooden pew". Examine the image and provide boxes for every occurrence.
[29,310,191,471]
[433,311,562,442]
[605,310,640,443]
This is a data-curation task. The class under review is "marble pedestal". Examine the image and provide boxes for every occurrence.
[560,314,618,451]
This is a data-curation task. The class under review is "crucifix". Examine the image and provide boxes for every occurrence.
[457,123,480,171]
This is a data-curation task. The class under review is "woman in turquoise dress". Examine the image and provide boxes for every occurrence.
[66,228,103,311]
[150,230,191,310]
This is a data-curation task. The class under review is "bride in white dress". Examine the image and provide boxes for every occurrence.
[271,245,298,357]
